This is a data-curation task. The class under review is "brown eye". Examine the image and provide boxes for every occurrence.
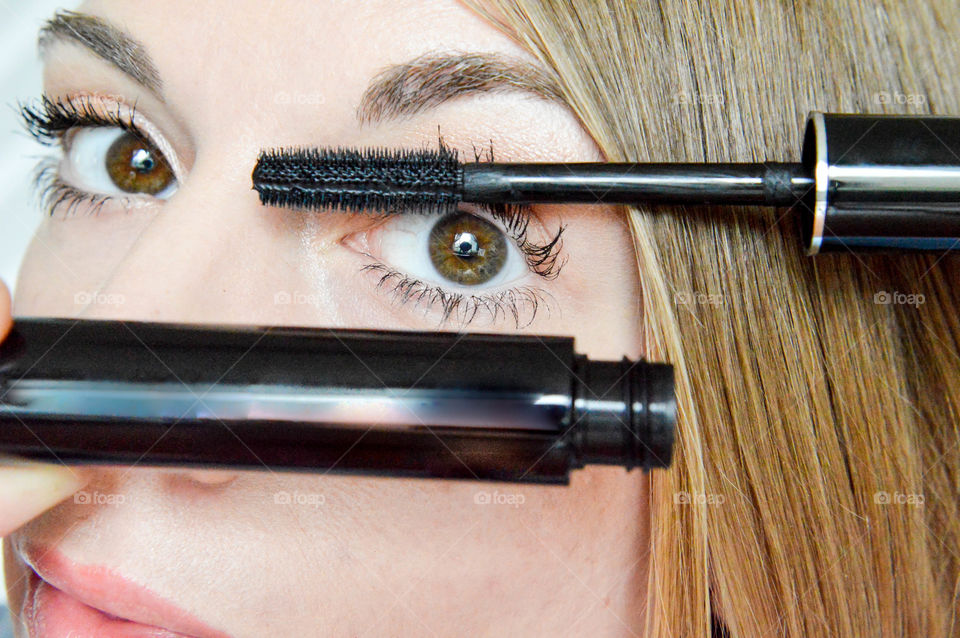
[428,212,508,285]
[105,131,175,195]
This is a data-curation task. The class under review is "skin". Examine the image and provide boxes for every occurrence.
[3,1,650,635]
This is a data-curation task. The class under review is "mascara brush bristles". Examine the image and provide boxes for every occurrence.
[252,144,464,214]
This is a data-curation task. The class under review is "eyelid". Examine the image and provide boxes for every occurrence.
[61,93,186,182]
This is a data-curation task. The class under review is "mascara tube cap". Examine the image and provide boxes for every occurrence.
[800,112,960,254]
[0,318,678,483]
[570,357,676,470]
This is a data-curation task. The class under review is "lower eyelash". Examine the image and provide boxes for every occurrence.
[361,262,556,329]
[33,158,115,217]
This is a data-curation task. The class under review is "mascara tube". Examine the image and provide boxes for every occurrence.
[0,319,675,484]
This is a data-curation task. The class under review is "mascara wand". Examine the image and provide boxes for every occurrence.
[252,112,960,255]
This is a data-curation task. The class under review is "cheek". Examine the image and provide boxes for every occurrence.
[2,452,648,634]
[272,469,648,606]
[547,208,643,359]
[13,212,158,315]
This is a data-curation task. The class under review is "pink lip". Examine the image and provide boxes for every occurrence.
[18,543,231,638]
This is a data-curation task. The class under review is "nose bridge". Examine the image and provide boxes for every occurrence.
[80,157,328,325]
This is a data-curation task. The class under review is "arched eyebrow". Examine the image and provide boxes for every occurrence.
[39,10,163,96]
[37,11,567,125]
[356,52,566,125]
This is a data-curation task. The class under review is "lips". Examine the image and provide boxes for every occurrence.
[17,543,231,638]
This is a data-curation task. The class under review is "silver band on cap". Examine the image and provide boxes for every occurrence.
[806,112,828,255]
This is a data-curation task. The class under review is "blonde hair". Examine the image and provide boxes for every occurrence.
[467,1,960,635]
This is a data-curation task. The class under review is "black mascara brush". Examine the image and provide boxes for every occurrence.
[252,112,960,254]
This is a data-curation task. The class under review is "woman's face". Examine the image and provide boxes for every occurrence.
[6,1,649,635]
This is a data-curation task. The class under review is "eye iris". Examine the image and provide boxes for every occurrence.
[105,131,174,195]
[429,212,506,285]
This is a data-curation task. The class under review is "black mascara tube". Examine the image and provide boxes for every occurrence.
[0,319,675,484]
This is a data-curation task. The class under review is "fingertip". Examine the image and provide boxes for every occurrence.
[0,461,91,537]
[0,279,11,343]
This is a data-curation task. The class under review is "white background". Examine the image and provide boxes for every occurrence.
[1,0,80,605]
[1,0,79,298]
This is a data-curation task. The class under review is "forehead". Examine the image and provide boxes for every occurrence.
[67,0,532,138]
[50,0,595,169]
[77,0,520,63]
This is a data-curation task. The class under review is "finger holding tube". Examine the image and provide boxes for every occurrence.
[0,279,90,537]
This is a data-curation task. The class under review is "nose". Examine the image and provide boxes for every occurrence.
[174,469,239,487]
[84,466,240,503]
[75,152,338,326]
[66,155,326,490]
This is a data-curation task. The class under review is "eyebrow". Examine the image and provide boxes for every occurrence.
[36,13,565,125]
[38,10,162,96]
[356,52,566,124]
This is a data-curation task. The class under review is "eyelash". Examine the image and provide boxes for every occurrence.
[20,95,151,217]
[19,94,567,327]
[20,94,139,145]
[33,160,118,217]
[481,202,566,280]
[361,262,557,328]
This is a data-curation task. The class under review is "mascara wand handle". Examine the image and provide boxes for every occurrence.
[464,112,960,254]
[462,161,812,207]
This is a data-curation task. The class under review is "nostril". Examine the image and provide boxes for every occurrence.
[177,469,238,487]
